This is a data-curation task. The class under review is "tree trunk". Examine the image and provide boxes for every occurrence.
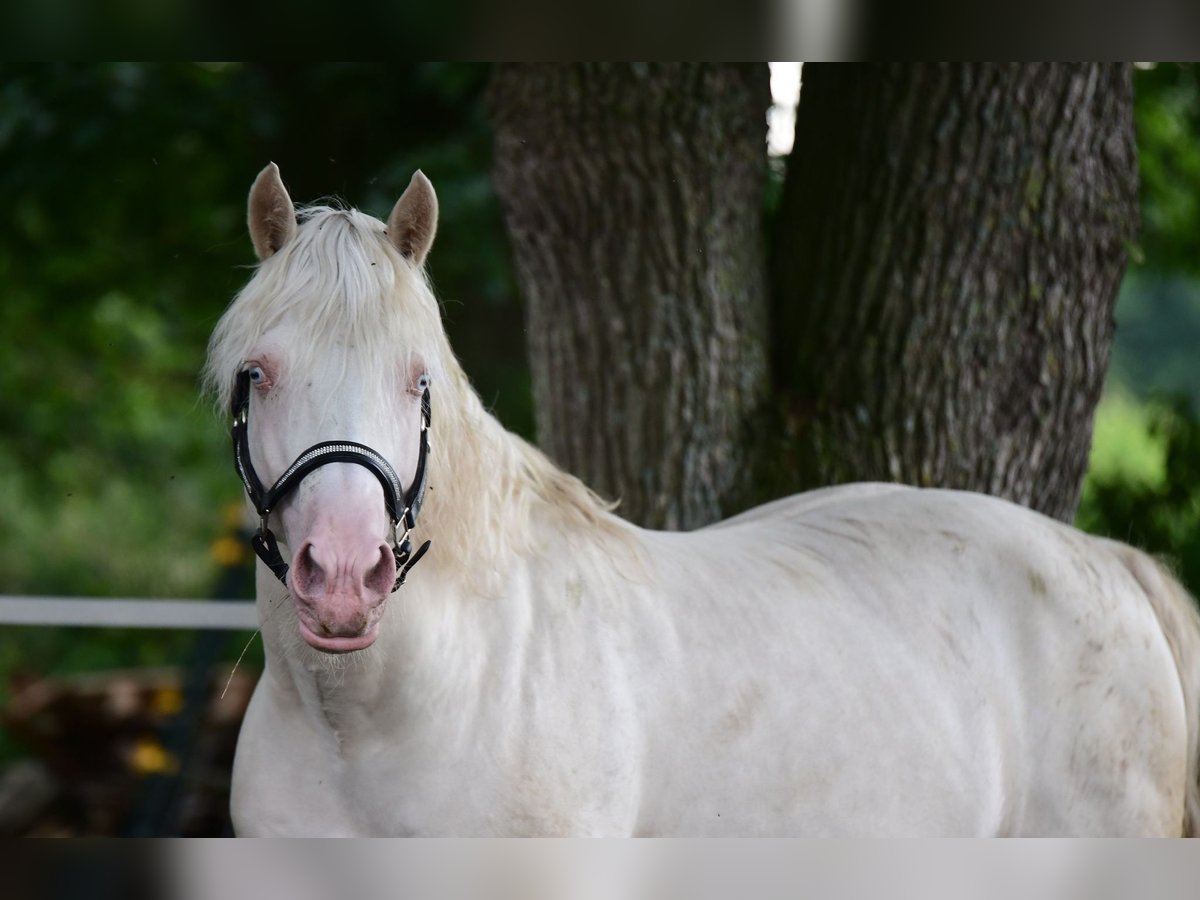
[772,63,1139,522]
[489,63,771,530]
[491,63,1139,530]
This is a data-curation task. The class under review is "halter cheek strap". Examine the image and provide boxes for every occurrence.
[230,370,432,592]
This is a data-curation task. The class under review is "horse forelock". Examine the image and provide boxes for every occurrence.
[203,203,622,590]
[203,205,440,411]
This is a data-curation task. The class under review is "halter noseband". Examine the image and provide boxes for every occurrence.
[230,370,432,592]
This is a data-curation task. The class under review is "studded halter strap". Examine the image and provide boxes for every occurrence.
[229,370,431,592]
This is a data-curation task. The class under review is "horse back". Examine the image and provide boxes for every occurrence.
[630,484,1198,835]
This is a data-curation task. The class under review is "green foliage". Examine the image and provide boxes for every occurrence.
[1079,395,1200,592]
[1075,64,1200,594]
[1107,271,1200,410]
[1133,63,1200,276]
[1083,389,1165,488]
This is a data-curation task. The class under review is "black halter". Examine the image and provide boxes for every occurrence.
[230,370,432,592]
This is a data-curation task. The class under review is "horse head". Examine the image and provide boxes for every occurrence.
[208,163,440,653]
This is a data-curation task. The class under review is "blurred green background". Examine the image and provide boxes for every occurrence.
[1,63,1199,760]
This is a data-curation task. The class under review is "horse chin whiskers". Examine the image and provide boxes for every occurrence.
[301,636,382,677]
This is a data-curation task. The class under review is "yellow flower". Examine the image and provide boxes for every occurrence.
[152,686,184,717]
[210,535,247,566]
[222,502,247,529]
[129,737,179,775]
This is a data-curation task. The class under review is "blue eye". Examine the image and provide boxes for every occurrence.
[247,365,266,385]
[416,373,431,391]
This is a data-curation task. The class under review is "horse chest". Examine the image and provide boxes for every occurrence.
[233,666,640,836]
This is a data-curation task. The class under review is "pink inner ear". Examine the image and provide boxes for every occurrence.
[267,204,292,250]
[391,209,426,258]
[260,198,296,255]
[248,163,297,260]
[387,171,438,265]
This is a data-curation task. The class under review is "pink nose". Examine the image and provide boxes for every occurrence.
[289,539,397,637]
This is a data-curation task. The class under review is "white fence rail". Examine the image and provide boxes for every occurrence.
[0,596,257,631]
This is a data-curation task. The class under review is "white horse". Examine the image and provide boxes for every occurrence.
[205,164,1200,836]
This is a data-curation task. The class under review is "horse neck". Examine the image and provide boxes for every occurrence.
[414,369,611,592]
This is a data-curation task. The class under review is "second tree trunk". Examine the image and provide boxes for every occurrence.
[773,63,1139,522]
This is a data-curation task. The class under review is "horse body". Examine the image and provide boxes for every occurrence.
[230,481,1193,836]
[641,484,1191,836]
[212,166,1200,836]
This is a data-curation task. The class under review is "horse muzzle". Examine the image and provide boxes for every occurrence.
[288,536,396,653]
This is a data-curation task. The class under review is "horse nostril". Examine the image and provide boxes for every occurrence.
[363,544,397,598]
[292,542,326,599]
[290,539,394,602]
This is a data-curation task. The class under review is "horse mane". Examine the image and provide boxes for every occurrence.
[203,204,621,589]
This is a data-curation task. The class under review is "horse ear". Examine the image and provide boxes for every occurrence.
[387,170,438,266]
[248,163,297,260]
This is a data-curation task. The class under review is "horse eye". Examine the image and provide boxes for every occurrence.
[416,373,431,391]
[247,365,266,385]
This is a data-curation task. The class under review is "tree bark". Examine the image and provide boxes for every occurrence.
[490,63,1139,530]
[772,63,1139,522]
[489,63,771,530]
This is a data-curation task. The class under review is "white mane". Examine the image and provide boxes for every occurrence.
[203,204,619,587]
